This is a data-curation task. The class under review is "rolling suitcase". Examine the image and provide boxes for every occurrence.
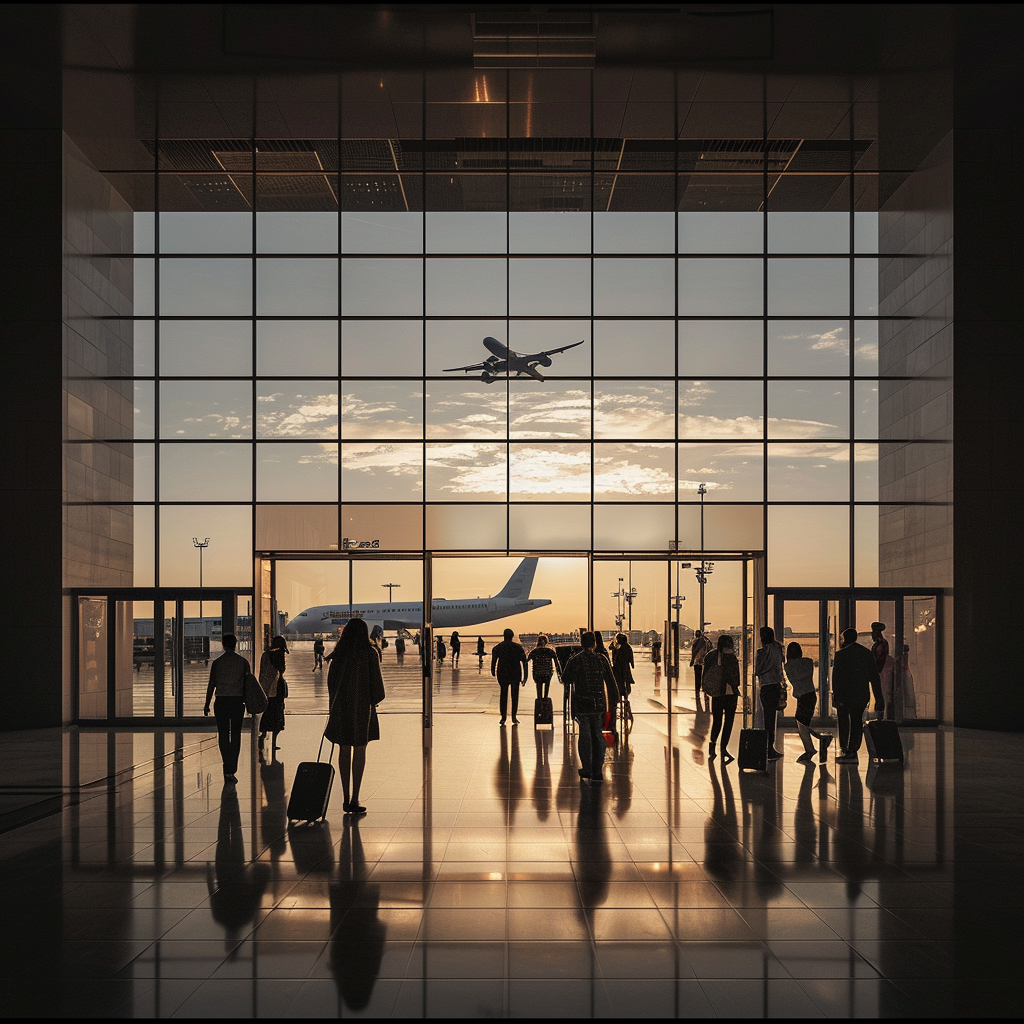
[864,720,904,763]
[534,696,554,728]
[287,757,335,824]
[738,728,768,772]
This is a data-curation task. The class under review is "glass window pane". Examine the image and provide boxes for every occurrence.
[854,442,879,501]
[160,259,251,316]
[854,257,879,315]
[342,212,423,254]
[510,381,591,439]
[426,442,507,501]
[257,212,338,254]
[135,212,155,253]
[854,320,879,375]
[678,443,764,501]
[256,505,339,551]
[134,258,154,315]
[341,258,423,316]
[159,505,253,588]
[854,506,879,586]
[341,442,423,501]
[680,320,762,377]
[768,320,848,376]
[426,257,507,316]
[159,381,252,439]
[257,258,338,316]
[509,259,590,316]
[854,212,878,254]
[509,505,591,550]
[768,212,849,254]
[256,442,339,501]
[509,212,590,253]
[679,380,763,440]
[510,443,591,501]
[855,380,878,439]
[426,381,507,439]
[594,212,674,253]
[593,258,674,316]
[256,383,339,439]
[160,212,252,254]
[426,504,507,550]
[160,442,252,501]
[678,259,762,316]
[343,320,422,377]
[342,381,423,439]
[768,381,849,439]
[134,381,155,439]
[768,258,849,317]
[768,442,850,500]
[679,504,764,550]
[135,442,155,502]
[426,212,507,253]
[506,321,591,378]
[678,213,762,254]
[339,505,422,551]
[594,505,675,551]
[595,320,674,377]
[134,505,154,586]
[768,506,849,587]
[594,443,674,501]
[162,320,252,377]
[258,321,337,376]
[594,381,673,439]
[134,321,155,376]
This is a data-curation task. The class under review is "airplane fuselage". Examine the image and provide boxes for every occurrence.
[283,596,551,635]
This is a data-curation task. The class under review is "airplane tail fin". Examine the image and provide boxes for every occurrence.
[495,557,539,600]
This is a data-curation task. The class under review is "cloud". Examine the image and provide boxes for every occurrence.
[257,391,338,437]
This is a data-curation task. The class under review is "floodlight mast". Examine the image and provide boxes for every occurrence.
[193,536,210,616]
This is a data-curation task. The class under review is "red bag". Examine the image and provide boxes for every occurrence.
[602,711,616,747]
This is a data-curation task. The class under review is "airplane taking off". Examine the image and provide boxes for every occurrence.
[444,337,585,384]
[282,557,551,636]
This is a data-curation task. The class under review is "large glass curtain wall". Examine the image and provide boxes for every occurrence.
[73,70,949,595]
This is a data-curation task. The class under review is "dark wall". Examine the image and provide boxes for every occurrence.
[0,5,64,730]
[952,4,1024,732]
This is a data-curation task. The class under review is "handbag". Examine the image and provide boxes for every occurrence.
[278,676,289,700]
[602,711,616,747]
[778,681,789,711]
[244,670,268,715]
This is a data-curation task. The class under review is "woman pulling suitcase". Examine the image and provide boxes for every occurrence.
[325,618,386,816]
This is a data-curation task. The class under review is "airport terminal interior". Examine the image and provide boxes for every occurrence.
[2,3,1023,1017]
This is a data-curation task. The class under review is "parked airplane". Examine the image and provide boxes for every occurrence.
[282,557,550,636]
[444,337,585,383]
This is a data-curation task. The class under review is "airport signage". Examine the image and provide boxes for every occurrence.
[342,538,380,549]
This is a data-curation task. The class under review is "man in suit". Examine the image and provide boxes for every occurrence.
[831,628,882,764]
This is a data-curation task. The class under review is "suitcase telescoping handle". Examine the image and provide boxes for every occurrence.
[317,667,343,763]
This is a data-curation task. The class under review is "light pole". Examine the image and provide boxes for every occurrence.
[382,583,401,602]
[612,578,626,631]
[696,484,713,635]
[193,537,210,617]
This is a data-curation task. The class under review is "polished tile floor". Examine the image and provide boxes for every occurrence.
[0,708,979,1017]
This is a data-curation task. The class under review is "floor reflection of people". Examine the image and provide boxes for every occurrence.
[494,723,524,825]
[833,762,872,901]
[609,742,633,819]
[556,729,580,814]
[738,769,785,902]
[574,786,611,928]
[793,758,818,867]
[330,820,386,1012]
[531,728,553,821]
[207,782,271,951]
[259,750,287,891]
[704,759,740,882]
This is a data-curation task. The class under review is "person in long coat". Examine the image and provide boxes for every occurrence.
[326,618,386,815]
[258,635,288,750]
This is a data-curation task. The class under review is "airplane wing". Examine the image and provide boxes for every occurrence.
[443,361,490,373]
[537,339,586,358]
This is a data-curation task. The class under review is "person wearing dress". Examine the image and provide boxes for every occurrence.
[784,642,833,763]
[326,618,386,815]
[258,634,288,750]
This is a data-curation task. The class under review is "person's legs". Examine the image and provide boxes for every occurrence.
[579,714,605,780]
[338,745,352,805]
[693,664,703,705]
[709,697,724,752]
[720,695,738,755]
[510,680,520,723]
[350,746,367,809]
[846,704,866,755]
[575,715,593,780]
[214,702,233,772]
[761,684,781,757]
[499,681,509,722]
[836,705,852,754]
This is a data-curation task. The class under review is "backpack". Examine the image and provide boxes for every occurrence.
[701,651,724,697]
